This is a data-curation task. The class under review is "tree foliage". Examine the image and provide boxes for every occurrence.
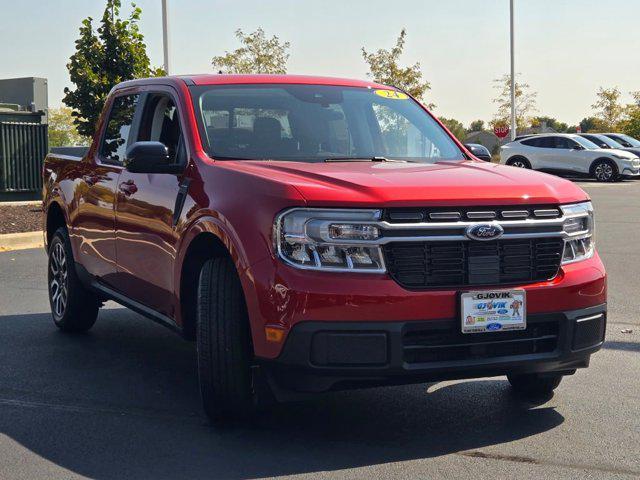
[362,29,433,107]
[63,0,163,137]
[48,107,89,147]
[490,74,537,129]
[579,116,607,133]
[439,117,466,141]
[212,28,290,74]
[468,119,485,132]
[620,91,640,139]
[591,87,624,131]
[530,116,569,132]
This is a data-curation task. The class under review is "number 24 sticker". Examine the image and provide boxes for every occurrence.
[374,89,408,100]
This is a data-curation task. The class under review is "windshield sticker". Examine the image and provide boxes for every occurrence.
[374,89,408,100]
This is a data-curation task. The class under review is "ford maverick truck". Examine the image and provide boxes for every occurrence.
[42,75,606,422]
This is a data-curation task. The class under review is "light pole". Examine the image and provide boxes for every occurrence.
[510,0,516,140]
[162,0,170,75]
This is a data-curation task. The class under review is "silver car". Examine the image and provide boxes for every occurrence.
[499,133,640,182]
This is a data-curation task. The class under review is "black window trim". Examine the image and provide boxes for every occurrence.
[97,91,143,167]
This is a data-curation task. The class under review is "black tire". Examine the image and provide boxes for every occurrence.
[591,159,620,182]
[197,256,268,423]
[506,157,531,169]
[507,372,563,397]
[48,227,99,332]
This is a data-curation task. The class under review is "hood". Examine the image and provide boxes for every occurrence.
[226,160,589,207]
[594,148,638,160]
[617,147,640,158]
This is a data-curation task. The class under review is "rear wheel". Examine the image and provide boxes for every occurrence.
[506,157,531,169]
[196,256,273,423]
[507,372,563,397]
[592,159,620,182]
[48,228,99,332]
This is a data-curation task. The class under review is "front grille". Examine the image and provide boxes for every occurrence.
[403,319,559,364]
[383,238,564,289]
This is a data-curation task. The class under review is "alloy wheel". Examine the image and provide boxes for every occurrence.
[511,160,528,168]
[49,242,69,319]
[594,162,613,181]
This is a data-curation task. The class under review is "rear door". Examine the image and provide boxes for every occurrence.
[114,87,188,318]
[74,92,139,285]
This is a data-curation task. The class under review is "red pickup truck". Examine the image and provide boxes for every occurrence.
[43,74,606,422]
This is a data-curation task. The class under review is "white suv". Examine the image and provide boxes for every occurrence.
[499,133,640,182]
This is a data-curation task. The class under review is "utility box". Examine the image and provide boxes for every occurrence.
[0,77,48,123]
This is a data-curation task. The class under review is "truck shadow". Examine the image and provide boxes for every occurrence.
[0,310,564,479]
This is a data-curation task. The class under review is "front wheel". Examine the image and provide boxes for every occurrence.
[592,159,620,182]
[506,157,531,169]
[507,372,563,397]
[48,228,99,332]
[197,256,273,423]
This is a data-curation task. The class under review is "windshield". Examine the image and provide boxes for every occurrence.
[190,84,464,163]
[614,134,640,148]
[573,136,600,149]
[592,134,624,148]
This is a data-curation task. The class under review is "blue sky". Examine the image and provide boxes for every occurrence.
[1,0,639,125]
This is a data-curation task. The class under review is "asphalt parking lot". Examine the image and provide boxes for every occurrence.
[0,180,638,480]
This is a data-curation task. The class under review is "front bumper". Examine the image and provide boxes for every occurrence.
[621,166,640,177]
[264,304,606,393]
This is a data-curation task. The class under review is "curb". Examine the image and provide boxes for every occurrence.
[0,201,42,207]
[0,231,44,252]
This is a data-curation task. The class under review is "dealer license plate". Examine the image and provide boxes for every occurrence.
[461,290,526,334]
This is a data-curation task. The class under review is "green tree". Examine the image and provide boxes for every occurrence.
[620,91,640,139]
[439,117,466,141]
[530,116,569,132]
[362,29,433,107]
[591,87,624,131]
[48,107,89,147]
[490,74,537,129]
[579,116,607,133]
[212,28,290,74]
[63,0,163,137]
[468,119,485,132]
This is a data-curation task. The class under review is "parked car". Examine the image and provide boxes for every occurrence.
[601,133,640,151]
[500,133,640,181]
[577,133,640,159]
[42,75,607,422]
[464,143,492,161]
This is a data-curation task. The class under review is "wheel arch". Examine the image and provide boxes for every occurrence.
[45,201,67,250]
[589,157,619,175]
[175,216,257,341]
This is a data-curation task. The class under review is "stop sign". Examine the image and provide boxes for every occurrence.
[494,125,510,139]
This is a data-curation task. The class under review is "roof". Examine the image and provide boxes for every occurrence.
[180,74,391,89]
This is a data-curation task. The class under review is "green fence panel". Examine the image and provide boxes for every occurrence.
[0,122,48,193]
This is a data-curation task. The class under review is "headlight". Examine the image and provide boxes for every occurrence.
[274,208,386,272]
[561,201,595,264]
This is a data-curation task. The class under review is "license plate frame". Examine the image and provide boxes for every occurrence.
[460,289,526,334]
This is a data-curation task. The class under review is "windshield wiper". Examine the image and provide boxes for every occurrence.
[324,156,406,163]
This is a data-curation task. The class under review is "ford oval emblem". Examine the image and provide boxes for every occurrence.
[487,322,502,331]
[465,223,504,241]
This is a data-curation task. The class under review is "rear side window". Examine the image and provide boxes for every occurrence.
[521,138,540,147]
[100,94,140,163]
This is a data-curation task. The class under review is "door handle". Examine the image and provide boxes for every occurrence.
[119,180,138,196]
[83,175,99,186]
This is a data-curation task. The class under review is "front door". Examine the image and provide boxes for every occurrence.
[73,93,140,286]
[114,89,188,318]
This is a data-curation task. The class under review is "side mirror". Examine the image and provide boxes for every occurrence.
[125,141,184,174]
[572,145,584,151]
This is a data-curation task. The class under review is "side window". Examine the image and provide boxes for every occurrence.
[521,138,540,147]
[137,94,185,164]
[538,137,555,148]
[610,135,631,147]
[554,137,573,149]
[100,94,140,163]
